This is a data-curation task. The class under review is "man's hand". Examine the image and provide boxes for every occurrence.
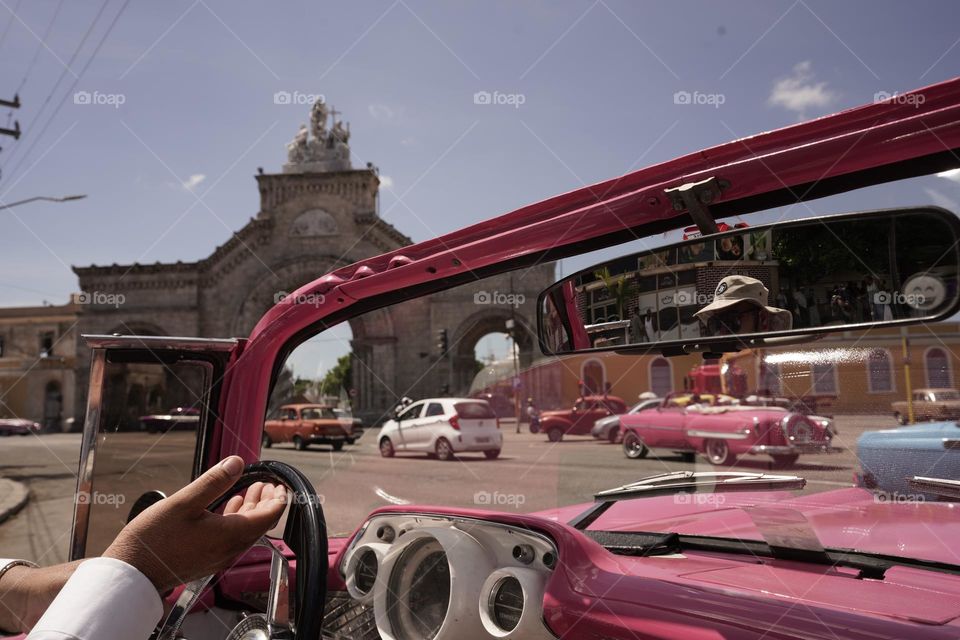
[0,561,81,633]
[103,456,286,594]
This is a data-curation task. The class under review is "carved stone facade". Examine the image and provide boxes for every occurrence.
[61,104,554,424]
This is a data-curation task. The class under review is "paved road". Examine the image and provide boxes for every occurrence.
[0,414,897,564]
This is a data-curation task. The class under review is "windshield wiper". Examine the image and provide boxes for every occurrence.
[581,530,960,580]
[909,476,960,499]
[570,472,806,530]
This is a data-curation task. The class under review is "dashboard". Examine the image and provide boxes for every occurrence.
[337,513,559,639]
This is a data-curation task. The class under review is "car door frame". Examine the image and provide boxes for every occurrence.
[280,406,300,443]
[395,402,424,450]
[419,401,448,449]
[70,334,239,561]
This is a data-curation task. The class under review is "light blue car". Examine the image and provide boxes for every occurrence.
[857,421,960,497]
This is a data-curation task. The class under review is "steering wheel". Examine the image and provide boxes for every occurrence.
[153,460,328,640]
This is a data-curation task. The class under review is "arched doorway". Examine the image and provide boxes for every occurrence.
[925,347,952,388]
[649,357,673,397]
[452,309,535,398]
[580,359,606,396]
[43,381,62,431]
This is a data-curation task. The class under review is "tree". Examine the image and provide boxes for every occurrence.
[320,354,353,397]
[594,266,635,321]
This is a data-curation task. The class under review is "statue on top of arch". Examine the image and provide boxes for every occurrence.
[284,97,352,173]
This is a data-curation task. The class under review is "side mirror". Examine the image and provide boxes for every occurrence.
[537,207,960,356]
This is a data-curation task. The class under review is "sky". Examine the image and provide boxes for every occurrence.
[1,0,960,376]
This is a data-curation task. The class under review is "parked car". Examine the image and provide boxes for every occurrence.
[263,403,355,451]
[857,421,960,497]
[377,397,502,460]
[0,418,40,436]
[139,407,200,433]
[470,392,516,419]
[891,388,960,424]
[333,408,365,440]
[620,398,838,467]
[539,395,628,442]
[591,397,661,443]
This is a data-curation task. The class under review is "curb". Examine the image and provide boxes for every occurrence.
[0,478,29,526]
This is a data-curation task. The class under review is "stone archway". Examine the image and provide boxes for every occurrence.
[228,255,357,338]
[450,307,536,396]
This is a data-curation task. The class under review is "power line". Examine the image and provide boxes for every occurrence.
[5,0,66,128]
[14,0,66,95]
[0,0,111,174]
[0,0,26,52]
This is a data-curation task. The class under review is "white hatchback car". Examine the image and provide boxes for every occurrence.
[377,397,503,460]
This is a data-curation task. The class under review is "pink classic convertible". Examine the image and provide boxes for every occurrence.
[56,77,960,639]
[620,397,838,467]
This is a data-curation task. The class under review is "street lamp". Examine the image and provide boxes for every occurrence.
[505,317,521,433]
[0,194,87,211]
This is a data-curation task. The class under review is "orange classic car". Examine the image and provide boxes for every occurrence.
[262,403,355,451]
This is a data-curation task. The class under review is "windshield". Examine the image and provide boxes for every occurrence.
[265,226,960,568]
[301,407,336,420]
[930,391,960,401]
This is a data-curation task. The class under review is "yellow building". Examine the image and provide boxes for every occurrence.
[517,323,960,415]
[0,302,79,429]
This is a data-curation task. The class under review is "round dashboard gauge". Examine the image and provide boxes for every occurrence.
[353,548,378,595]
[386,538,451,639]
[490,576,524,631]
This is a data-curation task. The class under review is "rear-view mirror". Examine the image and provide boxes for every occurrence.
[538,207,960,355]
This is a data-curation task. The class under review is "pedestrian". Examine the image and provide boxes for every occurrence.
[643,309,656,342]
[525,398,540,434]
[806,288,820,325]
[629,307,646,343]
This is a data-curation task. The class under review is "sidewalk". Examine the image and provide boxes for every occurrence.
[0,477,29,525]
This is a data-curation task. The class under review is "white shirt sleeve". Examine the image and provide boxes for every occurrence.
[26,557,163,640]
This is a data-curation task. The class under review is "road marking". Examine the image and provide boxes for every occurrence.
[374,486,411,505]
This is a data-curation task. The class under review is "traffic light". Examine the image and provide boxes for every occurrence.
[436,329,449,355]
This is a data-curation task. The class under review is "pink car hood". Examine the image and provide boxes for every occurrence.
[538,487,960,568]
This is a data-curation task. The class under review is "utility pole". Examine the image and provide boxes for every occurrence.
[902,328,914,424]
[0,93,21,141]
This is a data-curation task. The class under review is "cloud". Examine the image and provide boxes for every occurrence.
[379,175,394,189]
[181,174,206,191]
[936,168,960,183]
[923,187,959,212]
[368,104,395,121]
[768,61,836,116]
